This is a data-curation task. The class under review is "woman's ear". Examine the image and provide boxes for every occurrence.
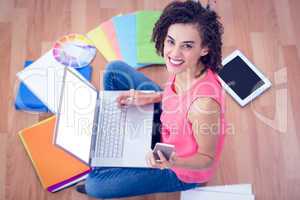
[200,47,209,56]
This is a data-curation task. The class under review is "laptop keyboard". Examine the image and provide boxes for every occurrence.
[95,98,127,158]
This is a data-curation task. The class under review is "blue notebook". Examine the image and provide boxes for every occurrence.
[15,61,93,112]
[112,14,145,68]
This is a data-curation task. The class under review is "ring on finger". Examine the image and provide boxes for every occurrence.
[127,89,136,103]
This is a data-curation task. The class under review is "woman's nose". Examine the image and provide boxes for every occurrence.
[169,46,182,58]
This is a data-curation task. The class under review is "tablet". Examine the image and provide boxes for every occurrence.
[218,50,271,107]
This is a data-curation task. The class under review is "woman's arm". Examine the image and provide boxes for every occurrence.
[117,90,163,106]
[146,91,163,104]
[173,97,221,169]
[147,97,221,170]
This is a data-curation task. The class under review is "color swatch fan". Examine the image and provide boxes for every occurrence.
[87,11,164,68]
[53,34,96,68]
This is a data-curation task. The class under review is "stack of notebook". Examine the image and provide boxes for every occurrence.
[87,11,165,68]
[181,184,255,200]
[19,116,90,192]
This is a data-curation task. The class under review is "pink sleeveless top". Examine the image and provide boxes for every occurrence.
[160,69,226,183]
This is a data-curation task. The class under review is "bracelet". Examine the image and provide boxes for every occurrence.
[127,89,136,102]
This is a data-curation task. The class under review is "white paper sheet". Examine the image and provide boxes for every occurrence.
[181,184,254,200]
[16,50,65,113]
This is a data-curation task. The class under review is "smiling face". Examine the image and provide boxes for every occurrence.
[163,23,209,75]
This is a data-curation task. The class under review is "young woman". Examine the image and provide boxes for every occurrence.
[77,0,225,198]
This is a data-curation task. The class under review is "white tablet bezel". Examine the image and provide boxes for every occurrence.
[218,50,272,107]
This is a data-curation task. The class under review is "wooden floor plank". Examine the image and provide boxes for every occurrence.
[0,133,7,200]
[71,0,87,33]
[0,22,11,133]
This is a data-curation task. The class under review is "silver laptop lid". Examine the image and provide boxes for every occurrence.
[54,67,98,164]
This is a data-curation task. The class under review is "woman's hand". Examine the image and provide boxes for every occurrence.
[116,89,161,107]
[146,150,177,170]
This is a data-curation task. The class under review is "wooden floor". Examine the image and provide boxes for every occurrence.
[1,0,300,199]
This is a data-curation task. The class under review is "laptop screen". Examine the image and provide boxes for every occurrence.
[54,68,98,164]
[218,56,265,100]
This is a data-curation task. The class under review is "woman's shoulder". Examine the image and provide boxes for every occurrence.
[191,69,222,97]
[206,68,222,87]
[188,97,221,119]
[188,69,224,117]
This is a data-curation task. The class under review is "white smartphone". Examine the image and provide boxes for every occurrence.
[153,143,175,161]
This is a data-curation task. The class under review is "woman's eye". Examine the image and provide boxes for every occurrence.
[182,44,193,49]
[166,39,174,45]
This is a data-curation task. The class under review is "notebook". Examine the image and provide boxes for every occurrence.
[218,50,271,107]
[18,116,90,192]
[181,184,255,200]
[100,18,122,60]
[136,11,164,64]
[112,14,145,68]
[86,25,117,61]
[54,67,155,168]
[15,60,92,113]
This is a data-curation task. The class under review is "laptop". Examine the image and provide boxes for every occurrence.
[218,49,272,107]
[54,67,154,168]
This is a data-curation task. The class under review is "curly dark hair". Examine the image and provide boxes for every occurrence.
[152,0,224,76]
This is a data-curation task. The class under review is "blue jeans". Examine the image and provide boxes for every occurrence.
[85,61,200,199]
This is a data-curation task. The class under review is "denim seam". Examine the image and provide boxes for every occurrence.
[110,70,117,90]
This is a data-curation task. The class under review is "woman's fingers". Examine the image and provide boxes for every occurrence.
[157,150,167,162]
[117,90,152,107]
[146,151,166,168]
[145,152,152,167]
[150,153,158,166]
[157,151,167,169]
[116,91,132,106]
[157,151,174,169]
[146,151,155,165]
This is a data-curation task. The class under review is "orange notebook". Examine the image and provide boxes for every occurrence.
[19,116,90,192]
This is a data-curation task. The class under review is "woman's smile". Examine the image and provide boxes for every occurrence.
[168,57,185,67]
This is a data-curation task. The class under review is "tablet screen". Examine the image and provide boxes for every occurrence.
[218,56,265,100]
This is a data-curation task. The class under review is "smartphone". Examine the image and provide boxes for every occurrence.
[153,143,175,161]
